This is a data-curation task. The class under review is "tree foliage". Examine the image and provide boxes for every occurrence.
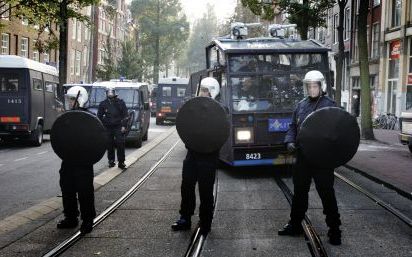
[181,3,218,75]
[241,0,334,40]
[96,36,119,81]
[130,0,189,83]
[117,40,145,80]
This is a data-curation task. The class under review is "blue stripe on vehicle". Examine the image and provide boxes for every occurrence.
[232,159,275,166]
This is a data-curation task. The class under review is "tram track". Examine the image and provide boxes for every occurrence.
[335,166,412,228]
[275,176,329,257]
[41,140,180,257]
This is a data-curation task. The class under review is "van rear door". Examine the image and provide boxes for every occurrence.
[0,69,29,131]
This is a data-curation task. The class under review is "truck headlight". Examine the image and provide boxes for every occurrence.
[402,121,412,134]
[235,127,254,144]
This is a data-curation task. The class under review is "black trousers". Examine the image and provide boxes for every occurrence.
[290,153,341,229]
[106,127,125,163]
[59,162,96,221]
[179,150,217,225]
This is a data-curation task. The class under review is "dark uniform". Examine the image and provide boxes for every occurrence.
[58,108,96,234]
[178,149,218,231]
[97,97,128,166]
[282,95,342,243]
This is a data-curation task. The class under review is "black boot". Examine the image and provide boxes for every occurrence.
[80,220,93,234]
[171,217,191,231]
[118,162,126,170]
[328,228,341,245]
[278,222,303,236]
[109,161,115,168]
[57,217,78,229]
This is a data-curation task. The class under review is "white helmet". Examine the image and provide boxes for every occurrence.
[199,77,220,99]
[65,86,89,110]
[303,70,327,92]
[106,86,117,98]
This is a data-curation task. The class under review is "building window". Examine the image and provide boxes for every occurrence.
[72,18,77,40]
[32,40,39,61]
[98,48,105,64]
[75,50,81,76]
[84,25,89,41]
[373,0,381,6]
[70,50,75,75]
[0,4,10,20]
[333,13,338,44]
[388,40,401,114]
[353,31,359,62]
[21,17,28,26]
[392,0,402,27]
[372,23,380,58]
[344,8,350,40]
[20,37,28,58]
[77,22,82,42]
[83,46,88,66]
[43,52,50,63]
[1,33,9,55]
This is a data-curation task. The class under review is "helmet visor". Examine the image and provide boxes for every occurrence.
[304,82,321,98]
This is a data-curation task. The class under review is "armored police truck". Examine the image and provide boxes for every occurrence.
[156,77,189,125]
[188,23,333,166]
[89,81,150,148]
[0,55,62,146]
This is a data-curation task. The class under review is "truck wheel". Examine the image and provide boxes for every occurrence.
[29,124,43,147]
[156,118,163,125]
[142,130,148,141]
[134,136,142,148]
[409,144,412,153]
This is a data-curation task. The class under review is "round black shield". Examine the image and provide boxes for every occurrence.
[176,97,230,153]
[51,111,107,164]
[297,107,360,169]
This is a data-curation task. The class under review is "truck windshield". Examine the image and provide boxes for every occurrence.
[229,53,327,112]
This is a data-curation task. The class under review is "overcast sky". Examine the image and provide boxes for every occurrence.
[180,0,237,23]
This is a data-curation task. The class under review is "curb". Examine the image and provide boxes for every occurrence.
[343,164,412,201]
[0,127,176,236]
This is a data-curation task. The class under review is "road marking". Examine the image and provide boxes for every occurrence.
[37,151,48,155]
[149,128,168,133]
[14,157,28,162]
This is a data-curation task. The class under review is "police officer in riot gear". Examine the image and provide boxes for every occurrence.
[278,70,342,245]
[172,77,221,235]
[57,86,96,234]
[97,87,128,169]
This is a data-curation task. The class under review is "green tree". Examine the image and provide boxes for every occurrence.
[117,40,145,80]
[130,0,189,83]
[182,3,218,75]
[358,0,374,140]
[241,0,333,40]
[1,0,99,87]
[96,35,119,81]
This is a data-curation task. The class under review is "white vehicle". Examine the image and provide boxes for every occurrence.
[399,111,412,153]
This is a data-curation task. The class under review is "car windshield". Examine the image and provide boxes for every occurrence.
[89,87,106,107]
[229,53,327,112]
[117,89,139,108]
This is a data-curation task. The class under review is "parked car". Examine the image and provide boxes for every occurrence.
[0,55,62,146]
[399,111,412,153]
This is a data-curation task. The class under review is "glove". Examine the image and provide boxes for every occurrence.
[121,127,126,134]
[286,142,296,153]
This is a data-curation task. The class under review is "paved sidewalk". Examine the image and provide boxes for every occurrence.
[347,129,412,197]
